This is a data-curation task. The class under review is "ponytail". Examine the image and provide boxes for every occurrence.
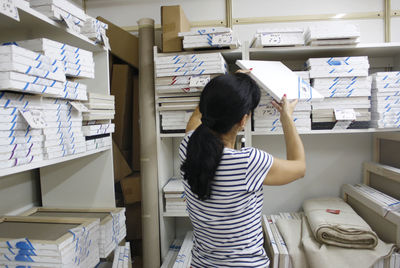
[181,73,261,200]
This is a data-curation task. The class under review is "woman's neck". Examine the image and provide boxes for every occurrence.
[219,128,239,149]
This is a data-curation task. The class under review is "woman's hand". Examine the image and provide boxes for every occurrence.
[271,95,298,121]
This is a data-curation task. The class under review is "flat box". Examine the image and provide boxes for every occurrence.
[33,4,83,25]
[121,173,141,204]
[161,5,190,53]
[0,53,63,74]
[97,17,139,68]
[0,71,64,89]
[0,61,65,82]
[0,45,55,66]
[87,92,115,102]
[306,56,369,67]
[29,0,87,21]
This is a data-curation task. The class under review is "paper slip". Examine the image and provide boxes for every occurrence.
[189,75,210,87]
[69,101,89,112]
[334,109,357,121]
[0,0,19,21]
[236,60,324,102]
[19,109,46,129]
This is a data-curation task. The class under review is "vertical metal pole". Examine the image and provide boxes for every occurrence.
[384,0,391,42]
[137,18,161,268]
[226,0,233,28]
[82,0,87,13]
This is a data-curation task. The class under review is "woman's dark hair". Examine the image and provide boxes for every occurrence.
[181,73,261,200]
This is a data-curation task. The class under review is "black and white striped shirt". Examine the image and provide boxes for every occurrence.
[179,132,273,267]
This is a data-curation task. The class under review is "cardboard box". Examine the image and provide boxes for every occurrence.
[125,202,142,240]
[97,17,139,68]
[113,140,132,182]
[161,5,190,52]
[121,173,141,204]
[132,73,140,171]
[111,64,133,154]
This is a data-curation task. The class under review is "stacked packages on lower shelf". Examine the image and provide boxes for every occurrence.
[163,178,186,214]
[155,51,227,132]
[251,28,305,48]
[20,207,127,259]
[179,27,239,50]
[305,24,360,46]
[160,239,183,268]
[112,242,132,268]
[371,72,400,129]
[83,93,115,151]
[0,216,100,268]
[28,0,87,33]
[308,56,371,129]
[10,38,95,79]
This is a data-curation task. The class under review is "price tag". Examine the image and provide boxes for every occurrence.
[211,33,233,45]
[261,33,282,45]
[0,0,19,21]
[189,75,210,87]
[334,109,356,121]
[69,101,89,112]
[101,32,111,50]
[19,109,46,129]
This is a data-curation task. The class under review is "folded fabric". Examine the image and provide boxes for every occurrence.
[303,197,378,249]
[301,216,396,268]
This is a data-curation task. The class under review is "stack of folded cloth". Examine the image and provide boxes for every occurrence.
[179,27,239,50]
[266,197,396,268]
[163,178,186,214]
[155,52,227,132]
[41,97,86,159]
[83,93,115,151]
[0,92,44,169]
[81,16,109,45]
[307,56,371,129]
[28,0,87,33]
[251,27,305,48]
[0,44,66,97]
[253,72,312,133]
[11,38,95,79]
[371,72,400,128]
[305,24,360,46]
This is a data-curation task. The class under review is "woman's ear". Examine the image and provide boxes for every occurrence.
[240,113,249,129]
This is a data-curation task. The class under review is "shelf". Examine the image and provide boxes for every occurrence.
[160,133,186,138]
[0,146,111,177]
[249,42,400,61]
[252,128,400,136]
[0,1,105,52]
[163,211,188,217]
[155,47,242,63]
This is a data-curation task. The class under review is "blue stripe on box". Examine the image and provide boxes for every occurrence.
[32,76,38,84]
[11,114,17,123]
[346,80,356,89]
[8,130,14,138]
[383,75,388,80]
[4,99,10,108]
[348,68,353,73]
[35,61,41,68]
[329,69,335,74]
[385,83,389,88]
[352,77,357,81]
[329,81,338,89]
[24,66,31,74]
[23,83,29,91]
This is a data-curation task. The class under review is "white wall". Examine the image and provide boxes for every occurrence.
[87,0,386,217]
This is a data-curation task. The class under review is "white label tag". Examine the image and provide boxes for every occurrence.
[189,75,210,87]
[69,101,89,112]
[19,109,46,129]
[261,33,282,45]
[101,32,111,50]
[0,0,19,21]
[211,33,233,45]
[333,120,353,130]
[334,109,356,121]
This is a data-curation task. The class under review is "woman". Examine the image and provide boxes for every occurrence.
[179,72,306,267]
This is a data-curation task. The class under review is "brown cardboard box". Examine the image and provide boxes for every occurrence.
[121,173,141,204]
[113,140,132,182]
[126,202,142,240]
[161,5,190,52]
[111,64,133,154]
[132,73,140,171]
[97,17,139,68]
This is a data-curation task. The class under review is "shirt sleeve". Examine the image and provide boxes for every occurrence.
[178,131,194,164]
[245,147,274,192]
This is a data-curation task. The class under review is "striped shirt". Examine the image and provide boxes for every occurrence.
[179,132,273,268]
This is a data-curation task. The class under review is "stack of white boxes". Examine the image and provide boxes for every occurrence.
[307,56,371,129]
[82,16,109,45]
[179,27,239,50]
[112,242,132,268]
[163,178,186,214]
[251,28,304,48]
[0,45,65,97]
[63,79,88,101]
[42,97,86,159]
[253,71,312,133]
[28,0,87,33]
[305,24,360,46]
[0,93,44,169]
[11,38,95,79]
[172,231,193,268]
[155,52,227,132]
[371,72,400,129]
[83,93,114,151]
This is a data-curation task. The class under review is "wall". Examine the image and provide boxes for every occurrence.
[87,0,388,219]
